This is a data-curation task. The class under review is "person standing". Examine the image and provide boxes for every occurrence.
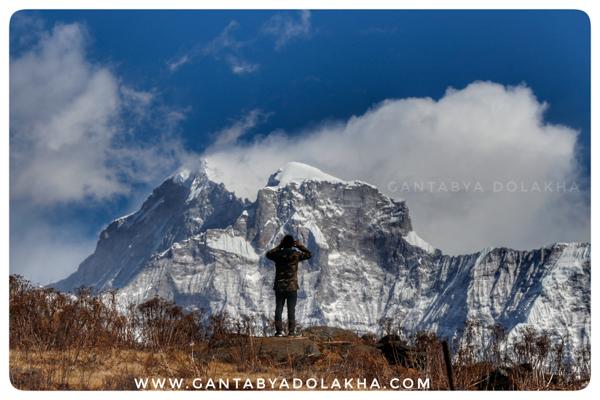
[265,235,311,337]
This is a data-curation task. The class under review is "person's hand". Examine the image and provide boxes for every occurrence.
[294,240,303,248]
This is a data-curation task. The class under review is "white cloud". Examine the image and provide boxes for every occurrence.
[10,22,192,284]
[204,81,589,254]
[262,10,312,50]
[204,20,243,55]
[10,22,185,205]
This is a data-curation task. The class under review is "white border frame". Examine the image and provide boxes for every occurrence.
[1,1,595,399]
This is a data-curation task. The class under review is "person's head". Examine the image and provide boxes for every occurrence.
[281,235,295,248]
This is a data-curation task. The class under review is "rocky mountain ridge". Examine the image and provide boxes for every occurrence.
[52,160,590,359]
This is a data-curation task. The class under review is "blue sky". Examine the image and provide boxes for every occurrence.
[9,10,590,284]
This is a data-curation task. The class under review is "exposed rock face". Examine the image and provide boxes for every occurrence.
[51,161,590,360]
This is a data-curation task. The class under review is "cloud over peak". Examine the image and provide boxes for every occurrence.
[204,81,588,253]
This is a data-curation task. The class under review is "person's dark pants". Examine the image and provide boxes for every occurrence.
[274,290,297,330]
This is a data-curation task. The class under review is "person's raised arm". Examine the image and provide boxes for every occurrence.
[266,244,283,261]
[294,241,311,260]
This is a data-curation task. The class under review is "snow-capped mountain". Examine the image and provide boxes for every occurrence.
[53,160,248,292]
[52,161,590,358]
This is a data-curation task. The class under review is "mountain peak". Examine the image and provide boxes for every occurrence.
[266,161,343,188]
[51,156,589,361]
[170,159,211,185]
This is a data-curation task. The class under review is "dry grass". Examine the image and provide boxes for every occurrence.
[9,346,413,390]
[9,275,590,391]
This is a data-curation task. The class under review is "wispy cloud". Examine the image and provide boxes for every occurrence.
[209,109,267,149]
[262,10,312,50]
[204,20,243,55]
[167,54,190,72]
[227,55,259,75]
[168,11,315,74]
[167,20,258,75]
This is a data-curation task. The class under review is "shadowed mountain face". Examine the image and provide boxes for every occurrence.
[52,161,590,359]
[52,162,247,292]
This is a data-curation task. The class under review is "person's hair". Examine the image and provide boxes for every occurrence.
[281,235,295,248]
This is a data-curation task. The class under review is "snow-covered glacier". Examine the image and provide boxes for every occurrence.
[52,160,590,358]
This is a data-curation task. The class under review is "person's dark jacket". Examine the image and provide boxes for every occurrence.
[266,244,311,291]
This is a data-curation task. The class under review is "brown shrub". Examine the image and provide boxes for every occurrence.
[8,275,590,390]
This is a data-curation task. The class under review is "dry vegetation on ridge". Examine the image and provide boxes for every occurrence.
[9,275,590,390]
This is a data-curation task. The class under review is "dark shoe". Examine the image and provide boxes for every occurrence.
[275,320,283,337]
[288,320,300,336]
